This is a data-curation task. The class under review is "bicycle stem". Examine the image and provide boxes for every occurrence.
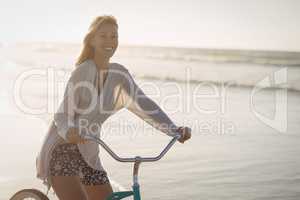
[133,157,142,186]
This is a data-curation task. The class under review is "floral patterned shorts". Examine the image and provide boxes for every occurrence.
[49,143,109,185]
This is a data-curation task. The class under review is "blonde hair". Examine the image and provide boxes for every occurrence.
[76,15,118,66]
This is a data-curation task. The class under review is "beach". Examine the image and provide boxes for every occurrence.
[0,43,300,200]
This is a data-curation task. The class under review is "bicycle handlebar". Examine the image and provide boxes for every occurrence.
[83,133,181,163]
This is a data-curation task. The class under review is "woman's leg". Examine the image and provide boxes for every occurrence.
[49,142,113,199]
[83,183,113,200]
[49,143,88,200]
[78,162,113,200]
[50,175,88,200]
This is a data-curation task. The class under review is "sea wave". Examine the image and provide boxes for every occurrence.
[144,50,300,66]
[116,45,300,66]
[138,75,300,92]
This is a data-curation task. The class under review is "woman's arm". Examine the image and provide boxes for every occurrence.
[118,69,179,137]
[53,66,85,141]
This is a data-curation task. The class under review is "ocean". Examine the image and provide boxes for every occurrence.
[0,42,299,199]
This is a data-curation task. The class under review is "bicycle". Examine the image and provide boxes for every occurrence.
[10,133,181,200]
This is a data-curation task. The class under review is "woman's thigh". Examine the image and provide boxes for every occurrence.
[79,164,113,200]
[49,143,112,199]
[50,175,87,200]
[83,182,113,200]
[49,143,88,199]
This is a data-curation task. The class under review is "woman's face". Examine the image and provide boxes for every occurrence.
[91,23,118,58]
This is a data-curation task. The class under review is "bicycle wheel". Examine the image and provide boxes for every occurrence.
[9,189,49,200]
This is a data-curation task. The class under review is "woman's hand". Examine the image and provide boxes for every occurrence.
[177,126,192,143]
[66,127,88,144]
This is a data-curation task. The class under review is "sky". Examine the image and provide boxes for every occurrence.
[0,0,300,51]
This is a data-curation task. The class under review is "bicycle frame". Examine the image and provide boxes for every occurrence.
[83,133,181,200]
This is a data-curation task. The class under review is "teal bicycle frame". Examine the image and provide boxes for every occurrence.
[84,133,181,200]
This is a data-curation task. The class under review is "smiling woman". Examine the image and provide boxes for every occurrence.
[32,14,191,200]
[76,16,119,67]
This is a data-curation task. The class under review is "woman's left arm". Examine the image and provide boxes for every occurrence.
[118,69,191,142]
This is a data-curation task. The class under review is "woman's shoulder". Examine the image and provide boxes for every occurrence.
[110,62,129,72]
[75,60,128,74]
[109,62,132,81]
[75,59,97,72]
[72,59,97,79]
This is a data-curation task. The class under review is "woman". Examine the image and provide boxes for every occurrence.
[36,15,191,200]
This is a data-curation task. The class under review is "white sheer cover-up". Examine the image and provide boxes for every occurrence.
[35,59,179,193]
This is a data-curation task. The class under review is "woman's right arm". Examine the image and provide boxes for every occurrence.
[53,65,86,143]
